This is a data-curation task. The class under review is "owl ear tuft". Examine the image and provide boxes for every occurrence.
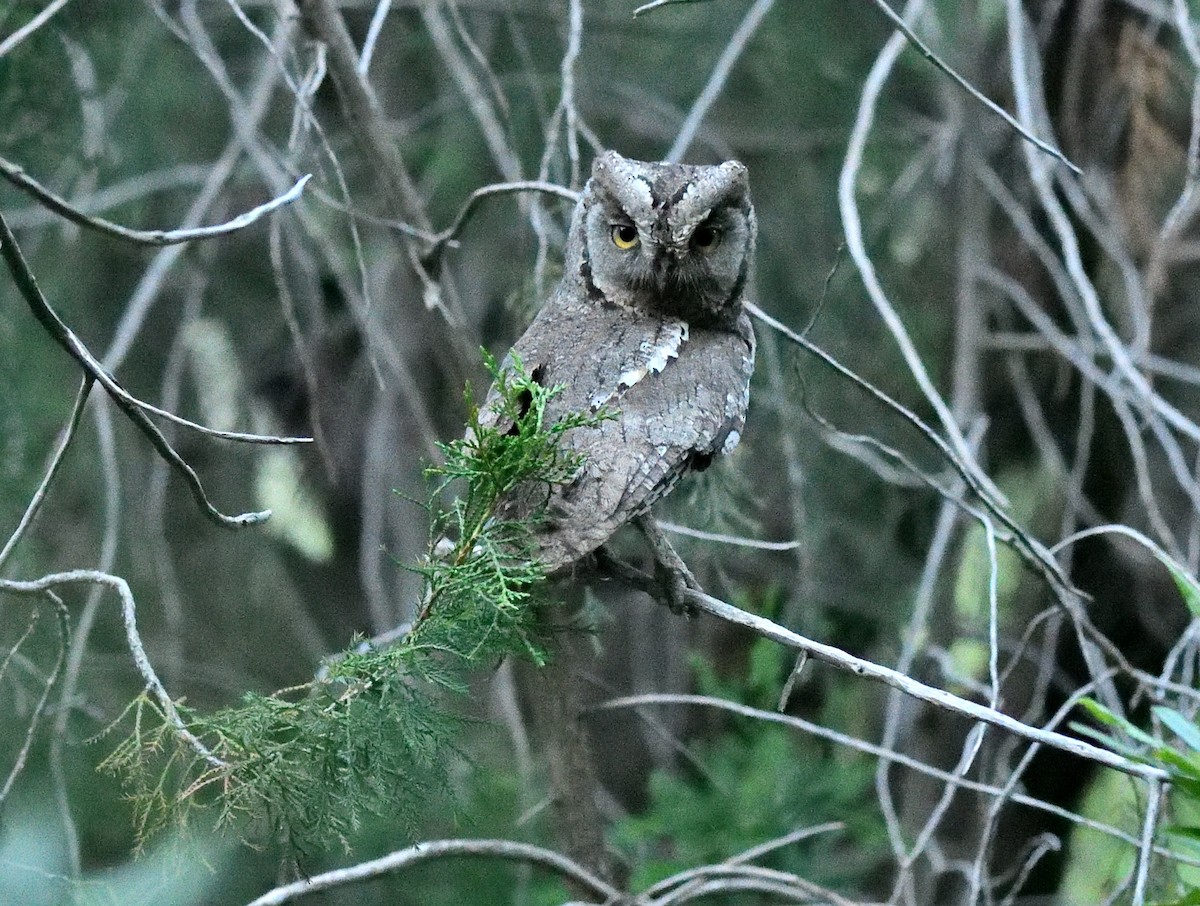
[592,150,624,178]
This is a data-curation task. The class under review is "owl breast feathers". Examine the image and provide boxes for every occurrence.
[477,150,756,571]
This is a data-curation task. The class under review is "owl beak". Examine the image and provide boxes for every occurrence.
[650,244,673,292]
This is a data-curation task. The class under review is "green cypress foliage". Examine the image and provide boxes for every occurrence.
[99,352,606,853]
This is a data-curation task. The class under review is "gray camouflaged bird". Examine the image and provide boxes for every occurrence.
[477,150,756,572]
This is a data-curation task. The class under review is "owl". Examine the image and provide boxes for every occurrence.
[477,150,756,573]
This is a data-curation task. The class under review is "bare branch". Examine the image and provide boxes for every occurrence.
[358,0,393,76]
[1133,779,1164,906]
[596,693,1199,867]
[130,396,312,445]
[0,376,93,572]
[658,520,801,551]
[0,595,68,804]
[294,0,432,230]
[746,302,1076,602]
[0,0,75,58]
[0,155,310,246]
[664,0,775,163]
[243,838,622,906]
[421,180,580,269]
[0,210,271,529]
[865,0,1079,174]
[634,0,717,16]
[0,570,222,767]
[838,10,1009,508]
[680,587,1168,782]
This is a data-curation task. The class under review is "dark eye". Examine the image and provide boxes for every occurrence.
[611,224,639,250]
[693,225,721,252]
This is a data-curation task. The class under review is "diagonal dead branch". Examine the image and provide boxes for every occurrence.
[0,210,272,529]
[663,0,775,164]
[747,302,1074,596]
[680,587,1167,782]
[293,0,430,231]
[0,594,69,804]
[0,154,310,246]
[865,0,1079,174]
[0,376,93,571]
[0,0,75,58]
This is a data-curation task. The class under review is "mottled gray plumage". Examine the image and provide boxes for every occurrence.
[479,150,756,571]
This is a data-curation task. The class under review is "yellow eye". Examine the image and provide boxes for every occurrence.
[611,224,639,250]
[693,225,721,252]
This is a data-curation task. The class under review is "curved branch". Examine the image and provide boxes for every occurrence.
[0,570,222,768]
[0,210,271,529]
[244,838,622,906]
[0,155,310,246]
[420,180,581,270]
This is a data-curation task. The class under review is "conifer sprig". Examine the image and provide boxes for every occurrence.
[101,353,605,852]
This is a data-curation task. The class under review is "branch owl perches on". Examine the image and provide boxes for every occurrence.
[476,150,757,574]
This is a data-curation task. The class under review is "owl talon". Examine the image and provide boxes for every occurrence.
[662,573,696,617]
[593,543,695,616]
[636,515,700,617]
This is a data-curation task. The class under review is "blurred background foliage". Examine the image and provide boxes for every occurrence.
[3,0,1200,903]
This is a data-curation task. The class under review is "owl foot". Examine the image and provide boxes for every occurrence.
[635,514,701,616]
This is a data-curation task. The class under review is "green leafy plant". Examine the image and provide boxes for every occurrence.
[100,352,604,853]
[1072,698,1200,906]
[1071,554,1200,906]
[613,629,888,895]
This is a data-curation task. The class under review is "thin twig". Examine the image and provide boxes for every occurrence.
[864,0,1079,174]
[651,863,854,906]
[101,18,293,372]
[595,693,1200,867]
[131,396,312,445]
[243,838,621,906]
[420,180,580,270]
[6,164,209,230]
[421,3,521,181]
[0,210,271,529]
[0,156,310,246]
[746,302,1073,599]
[0,0,75,58]
[0,594,69,804]
[680,588,1168,781]
[658,520,800,551]
[0,570,222,767]
[634,0,715,15]
[1132,779,1163,906]
[664,0,775,163]
[358,0,392,76]
[838,7,1009,507]
[648,824,852,906]
[0,376,93,572]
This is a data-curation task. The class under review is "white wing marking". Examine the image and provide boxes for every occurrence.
[591,320,689,410]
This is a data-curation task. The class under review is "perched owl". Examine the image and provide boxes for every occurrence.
[478,150,756,572]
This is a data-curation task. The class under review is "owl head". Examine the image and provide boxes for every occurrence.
[573,151,756,327]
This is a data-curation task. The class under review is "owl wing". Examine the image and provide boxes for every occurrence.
[477,298,754,571]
